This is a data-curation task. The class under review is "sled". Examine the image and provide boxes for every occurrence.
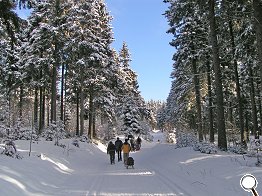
[126,157,134,169]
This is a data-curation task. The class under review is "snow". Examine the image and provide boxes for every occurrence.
[1,131,261,196]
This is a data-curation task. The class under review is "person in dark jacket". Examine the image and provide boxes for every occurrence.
[130,138,135,151]
[135,136,142,151]
[107,141,116,164]
[115,137,123,161]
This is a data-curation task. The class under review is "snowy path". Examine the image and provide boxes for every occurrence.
[54,140,187,196]
[1,131,262,195]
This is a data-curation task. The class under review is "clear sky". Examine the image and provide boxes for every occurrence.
[16,0,174,102]
[106,0,173,101]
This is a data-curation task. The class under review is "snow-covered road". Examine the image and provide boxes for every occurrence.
[1,131,262,195]
[56,134,185,196]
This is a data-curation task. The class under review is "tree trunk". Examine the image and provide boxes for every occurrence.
[245,112,249,141]
[50,0,61,124]
[39,86,43,133]
[208,0,227,150]
[51,62,57,124]
[76,91,79,136]
[228,102,233,125]
[47,95,50,127]
[88,85,94,139]
[249,65,259,138]
[207,62,214,143]
[92,108,96,138]
[253,0,262,98]
[80,79,85,136]
[192,57,203,142]
[19,85,23,119]
[257,82,262,136]
[39,86,46,133]
[229,20,245,145]
[64,64,68,124]
[60,63,64,121]
[34,87,38,132]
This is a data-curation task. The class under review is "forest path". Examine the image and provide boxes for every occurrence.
[54,131,193,195]
[1,131,255,196]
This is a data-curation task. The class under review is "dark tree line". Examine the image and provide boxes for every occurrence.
[162,0,262,150]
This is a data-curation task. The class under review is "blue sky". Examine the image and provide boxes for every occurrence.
[16,0,174,102]
[106,0,173,101]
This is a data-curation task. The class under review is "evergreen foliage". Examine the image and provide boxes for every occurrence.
[162,0,262,151]
[0,0,152,145]
[175,131,197,148]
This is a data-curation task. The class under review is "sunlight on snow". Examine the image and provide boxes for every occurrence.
[40,153,73,174]
[104,171,155,176]
[180,154,222,164]
[41,182,59,188]
[1,166,22,177]
[96,142,107,153]
[98,193,177,196]
[0,174,26,190]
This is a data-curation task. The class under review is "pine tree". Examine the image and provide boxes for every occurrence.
[208,0,227,150]
[64,0,116,138]
[253,0,262,96]
[164,0,210,141]
[117,42,149,136]
[121,98,142,135]
[22,0,60,132]
[163,0,262,149]
[0,1,22,135]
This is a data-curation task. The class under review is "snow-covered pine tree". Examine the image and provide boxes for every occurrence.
[63,0,116,139]
[156,103,167,131]
[165,0,213,142]
[116,42,150,137]
[0,1,24,137]
[0,19,10,137]
[121,97,142,136]
[163,0,262,149]
[25,0,66,126]
[146,100,166,130]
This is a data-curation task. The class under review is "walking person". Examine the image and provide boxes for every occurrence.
[121,139,131,165]
[107,141,116,164]
[136,136,142,150]
[115,137,123,161]
[130,137,135,151]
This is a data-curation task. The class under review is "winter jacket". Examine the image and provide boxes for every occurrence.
[121,142,131,153]
[115,139,123,151]
[107,142,116,154]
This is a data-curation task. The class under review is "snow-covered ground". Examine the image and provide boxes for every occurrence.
[0,131,261,196]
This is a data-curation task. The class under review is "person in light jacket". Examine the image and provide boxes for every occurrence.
[121,139,131,165]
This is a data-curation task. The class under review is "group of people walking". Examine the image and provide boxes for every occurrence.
[107,136,142,165]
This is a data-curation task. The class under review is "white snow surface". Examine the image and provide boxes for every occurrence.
[0,130,261,196]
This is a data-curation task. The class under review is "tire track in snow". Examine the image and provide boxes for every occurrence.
[141,159,193,196]
[85,174,105,196]
[138,144,193,196]
[153,168,193,196]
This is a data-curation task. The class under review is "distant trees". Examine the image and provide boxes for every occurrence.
[146,100,165,130]
[163,0,262,150]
